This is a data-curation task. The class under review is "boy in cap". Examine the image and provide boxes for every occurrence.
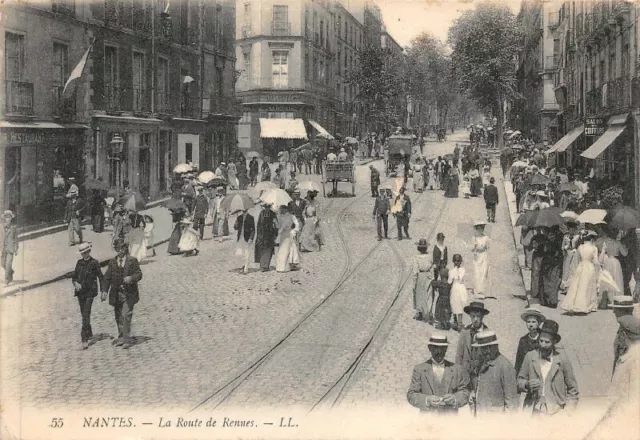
[470,330,519,413]
[407,334,470,413]
[515,307,546,374]
[72,242,104,349]
[2,210,18,286]
[101,238,143,349]
[517,320,579,414]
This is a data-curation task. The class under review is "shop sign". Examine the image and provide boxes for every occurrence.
[584,118,606,136]
[0,129,84,147]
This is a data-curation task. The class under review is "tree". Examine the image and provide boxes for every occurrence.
[448,2,523,148]
[347,45,406,133]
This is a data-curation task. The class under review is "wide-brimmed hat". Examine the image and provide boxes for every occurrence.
[416,238,428,251]
[427,334,449,347]
[473,220,487,228]
[535,190,547,197]
[617,315,640,340]
[521,306,546,322]
[68,177,76,181]
[180,219,193,224]
[582,230,598,238]
[77,242,92,253]
[471,330,499,347]
[609,296,635,309]
[539,319,561,343]
[464,301,490,315]
[3,210,15,219]
[112,238,127,249]
[293,189,301,194]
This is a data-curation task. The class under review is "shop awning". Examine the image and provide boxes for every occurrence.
[546,124,584,154]
[0,121,89,129]
[580,124,626,160]
[308,120,334,140]
[259,118,307,139]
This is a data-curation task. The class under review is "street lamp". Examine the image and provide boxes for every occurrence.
[110,133,125,201]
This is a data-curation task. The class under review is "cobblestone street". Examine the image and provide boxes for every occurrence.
[0,134,625,438]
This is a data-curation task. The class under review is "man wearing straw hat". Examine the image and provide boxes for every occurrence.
[610,296,640,375]
[470,330,519,413]
[72,242,104,349]
[2,210,18,286]
[407,334,470,413]
[192,185,209,240]
[65,187,84,246]
[517,320,579,415]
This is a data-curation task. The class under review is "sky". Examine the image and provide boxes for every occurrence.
[376,0,521,48]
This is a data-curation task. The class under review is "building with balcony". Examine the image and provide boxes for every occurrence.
[2,0,239,228]
[514,0,562,146]
[545,0,638,207]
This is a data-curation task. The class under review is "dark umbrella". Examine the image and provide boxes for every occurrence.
[83,178,110,191]
[515,210,537,227]
[165,199,187,211]
[516,207,565,228]
[118,192,146,212]
[205,177,227,188]
[531,174,550,185]
[558,183,579,193]
[606,206,640,230]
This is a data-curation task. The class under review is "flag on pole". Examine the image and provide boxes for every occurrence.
[62,43,92,98]
[163,0,170,14]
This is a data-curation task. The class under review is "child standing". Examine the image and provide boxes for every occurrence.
[461,175,471,199]
[448,254,468,332]
[433,267,452,330]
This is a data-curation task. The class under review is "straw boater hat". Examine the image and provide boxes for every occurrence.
[427,334,450,347]
[3,210,15,219]
[535,190,547,197]
[471,330,499,347]
[416,239,428,252]
[609,296,635,309]
[293,188,301,195]
[77,242,92,254]
[539,319,561,343]
[180,219,193,225]
[464,301,490,315]
[473,220,487,228]
[521,306,546,322]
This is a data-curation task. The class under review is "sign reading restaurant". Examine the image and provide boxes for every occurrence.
[584,117,606,136]
[0,128,84,147]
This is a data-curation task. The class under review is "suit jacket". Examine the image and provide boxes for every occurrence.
[102,255,143,306]
[234,213,255,242]
[407,359,470,413]
[372,197,390,217]
[484,184,499,204]
[2,223,18,254]
[517,349,579,414]
[193,194,209,220]
[370,168,381,186]
[476,354,519,413]
[433,245,448,268]
[456,324,488,379]
[289,199,307,224]
[395,194,412,216]
[65,198,84,222]
[72,257,104,298]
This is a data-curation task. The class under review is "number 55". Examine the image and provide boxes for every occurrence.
[51,418,64,428]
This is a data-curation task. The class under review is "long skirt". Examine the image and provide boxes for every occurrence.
[450,282,468,315]
[444,176,459,198]
[92,214,104,233]
[275,237,293,272]
[540,256,562,307]
[473,251,489,296]
[144,223,155,255]
[178,227,199,252]
[168,225,183,255]
[413,173,424,192]
[300,219,323,252]
[129,227,147,262]
[427,173,438,190]
[560,249,578,291]
[530,251,543,298]
[413,272,432,316]
[561,261,598,313]
[256,244,274,270]
[435,293,452,324]
[471,177,483,196]
[289,234,301,266]
[603,255,625,295]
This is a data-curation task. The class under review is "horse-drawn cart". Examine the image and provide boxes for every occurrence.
[323,160,355,197]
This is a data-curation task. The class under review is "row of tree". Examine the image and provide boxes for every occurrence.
[346,1,521,148]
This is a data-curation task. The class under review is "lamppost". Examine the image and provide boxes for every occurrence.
[110,133,125,201]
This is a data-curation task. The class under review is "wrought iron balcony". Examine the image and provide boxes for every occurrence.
[180,95,201,118]
[586,87,602,115]
[271,21,291,36]
[5,80,34,115]
[52,86,76,120]
[104,84,121,111]
[603,76,630,110]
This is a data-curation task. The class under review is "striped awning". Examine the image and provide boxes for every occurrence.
[546,124,584,154]
[308,120,335,140]
[259,118,308,140]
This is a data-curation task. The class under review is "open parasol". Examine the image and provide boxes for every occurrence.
[510,161,528,169]
[83,178,110,191]
[577,209,607,225]
[246,151,262,159]
[293,142,313,153]
[119,192,147,212]
[173,163,193,173]
[197,171,217,184]
[259,188,292,208]
[248,181,278,200]
[530,174,550,185]
[605,206,640,230]
[515,207,565,228]
[560,211,579,221]
[220,193,255,214]
[296,180,322,193]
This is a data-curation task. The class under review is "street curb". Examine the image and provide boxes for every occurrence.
[17,197,172,243]
[2,237,171,298]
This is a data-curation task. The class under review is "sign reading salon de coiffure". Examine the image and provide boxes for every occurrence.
[584,117,606,136]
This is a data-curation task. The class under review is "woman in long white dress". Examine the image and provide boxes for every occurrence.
[560,222,580,292]
[275,205,300,272]
[178,219,200,256]
[448,253,469,331]
[599,229,628,297]
[472,221,490,299]
[427,164,438,190]
[300,205,323,252]
[227,162,239,189]
[412,239,435,322]
[561,231,600,314]
[127,211,147,262]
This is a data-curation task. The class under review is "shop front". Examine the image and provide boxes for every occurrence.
[581,113,636,205]
[259,118,308,159]
[0,122,88,227]
[204,116,238,171]
[545,124,584,169]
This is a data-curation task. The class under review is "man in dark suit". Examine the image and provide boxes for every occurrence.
[456,302,489,386]
[234,209,255,274]
[101,238,143,349]
[72,242,104,349]
[369,165,380,197]
[394,187,412,240]
[372,188,390,240]
[483,177,499,223]
[289,189,307,229]
[407,334,470,413]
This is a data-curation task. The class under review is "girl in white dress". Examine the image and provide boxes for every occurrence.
[448,253,469,331]
[472,221,490,299]
[561,231,600,314]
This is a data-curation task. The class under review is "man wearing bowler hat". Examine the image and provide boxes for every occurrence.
[470,330,519,413]
[407,334,470,413]
[72,242,104,349]
[456,301,489,381]
[517,319,579,415]
[607,296,640,410]
[609,296,640,375]
[101,238,143,349]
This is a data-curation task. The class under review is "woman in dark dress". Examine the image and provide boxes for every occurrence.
[91,190,106,233]
[514,307,545,374]
[433,267,452,330]
[529,228,547,301]
[444,166,459,198]
[540,226,564,308]
[167,209,186,255]
[254,203,278,271]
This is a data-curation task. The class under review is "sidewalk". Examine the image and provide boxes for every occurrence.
[501,175,532,294]
[3,205,173,297]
